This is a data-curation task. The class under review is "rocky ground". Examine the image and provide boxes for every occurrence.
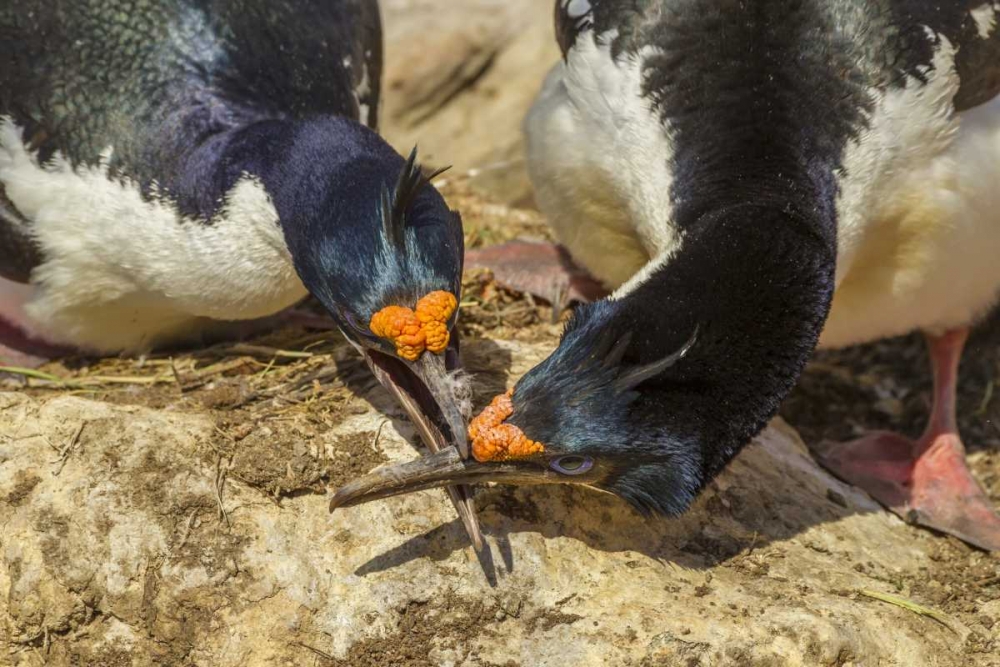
[2,2,1000,665]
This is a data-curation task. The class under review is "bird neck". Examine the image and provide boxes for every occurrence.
[161,116,386,224]
[612,198,836,479]
[167,115,414,297]
[171,115,403,227]
[171,114,462,324]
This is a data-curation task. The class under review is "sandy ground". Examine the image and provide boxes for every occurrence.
[1,179,999,666]
[2,1,1000,664]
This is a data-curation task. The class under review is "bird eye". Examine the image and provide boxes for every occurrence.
[342,311,379,341]
[343,311,367,333]
[550,455,594,475]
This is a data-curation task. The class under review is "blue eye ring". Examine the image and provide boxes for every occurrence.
[341,310,367,333]
[550,455,594,476]
[341,310,381,342]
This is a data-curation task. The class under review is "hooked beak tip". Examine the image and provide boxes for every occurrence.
[326,447,487,550]
[328,488,354,513]
[328,494,344,513]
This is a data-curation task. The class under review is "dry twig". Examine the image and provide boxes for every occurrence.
[51,422,86,476]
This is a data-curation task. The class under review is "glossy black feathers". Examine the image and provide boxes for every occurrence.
[266,118,465,329]
[613,325,698,394]
[556,0,1000,114]
[0,0,383,219]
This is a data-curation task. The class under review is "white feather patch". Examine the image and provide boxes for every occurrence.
[0,117,308,353]
[355,55,375,128]
[821,32,1000,347]
[524,30,682,295]
[971,2,999,39]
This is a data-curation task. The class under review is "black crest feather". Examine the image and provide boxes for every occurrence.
[380,146,451,248]
[557,323,698,406]
[613,325,699,394]
[566,321,699,398]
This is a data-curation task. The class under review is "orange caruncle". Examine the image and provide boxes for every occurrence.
[416,291,457,354]
[468,389,545,462]
[369,291,457,361]
[421,321,450,354]
[415,291,457,325]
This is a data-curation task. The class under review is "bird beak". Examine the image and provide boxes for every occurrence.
[361,348,483,550]
[408,351,470,459]
[330,447,562,510]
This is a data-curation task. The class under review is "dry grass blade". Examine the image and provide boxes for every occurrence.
[215,453,232,528]
[976,379,994,416]
[81,375,169,385]
[0,366,79,385]
[1,366,176,388]
[174,508,200,551]
[859,589,958,633]
[201,343,315,359]
[975,573,1000,586]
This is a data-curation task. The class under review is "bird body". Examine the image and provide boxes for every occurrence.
[0,0,383,353]
[528,0,1000,350]
[0,120,308,351]
[334,0,1000,551]
[517,0,1000,543]
[821,78,1000,348]
[1,0,483,547]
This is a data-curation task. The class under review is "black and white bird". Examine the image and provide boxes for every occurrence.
[0,0,483,546]
[332,0,1000,551]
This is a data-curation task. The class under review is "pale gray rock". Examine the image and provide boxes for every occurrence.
[380,0,559,206]
[0,338,992,665]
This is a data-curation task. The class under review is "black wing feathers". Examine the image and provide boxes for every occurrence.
[0,185,41,284]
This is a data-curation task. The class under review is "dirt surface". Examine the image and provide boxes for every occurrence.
[2,181,999,666]
[2,2,1000,664]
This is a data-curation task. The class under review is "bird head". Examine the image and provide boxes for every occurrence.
[330,299,706,517]
[283,137,470,460]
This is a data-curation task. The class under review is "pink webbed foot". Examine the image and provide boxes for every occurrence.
[815,328,1000,551]
[815,431,1000,551]
[465,240,609,311]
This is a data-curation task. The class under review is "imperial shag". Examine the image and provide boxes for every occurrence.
[0,0,482,547]
[333,0,1000,551]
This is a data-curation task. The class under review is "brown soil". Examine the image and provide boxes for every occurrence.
[4,177,999,665]
[3,0,1000,657]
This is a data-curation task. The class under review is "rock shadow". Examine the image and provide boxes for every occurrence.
[342,315,1000,583]
[350,424,886,582]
